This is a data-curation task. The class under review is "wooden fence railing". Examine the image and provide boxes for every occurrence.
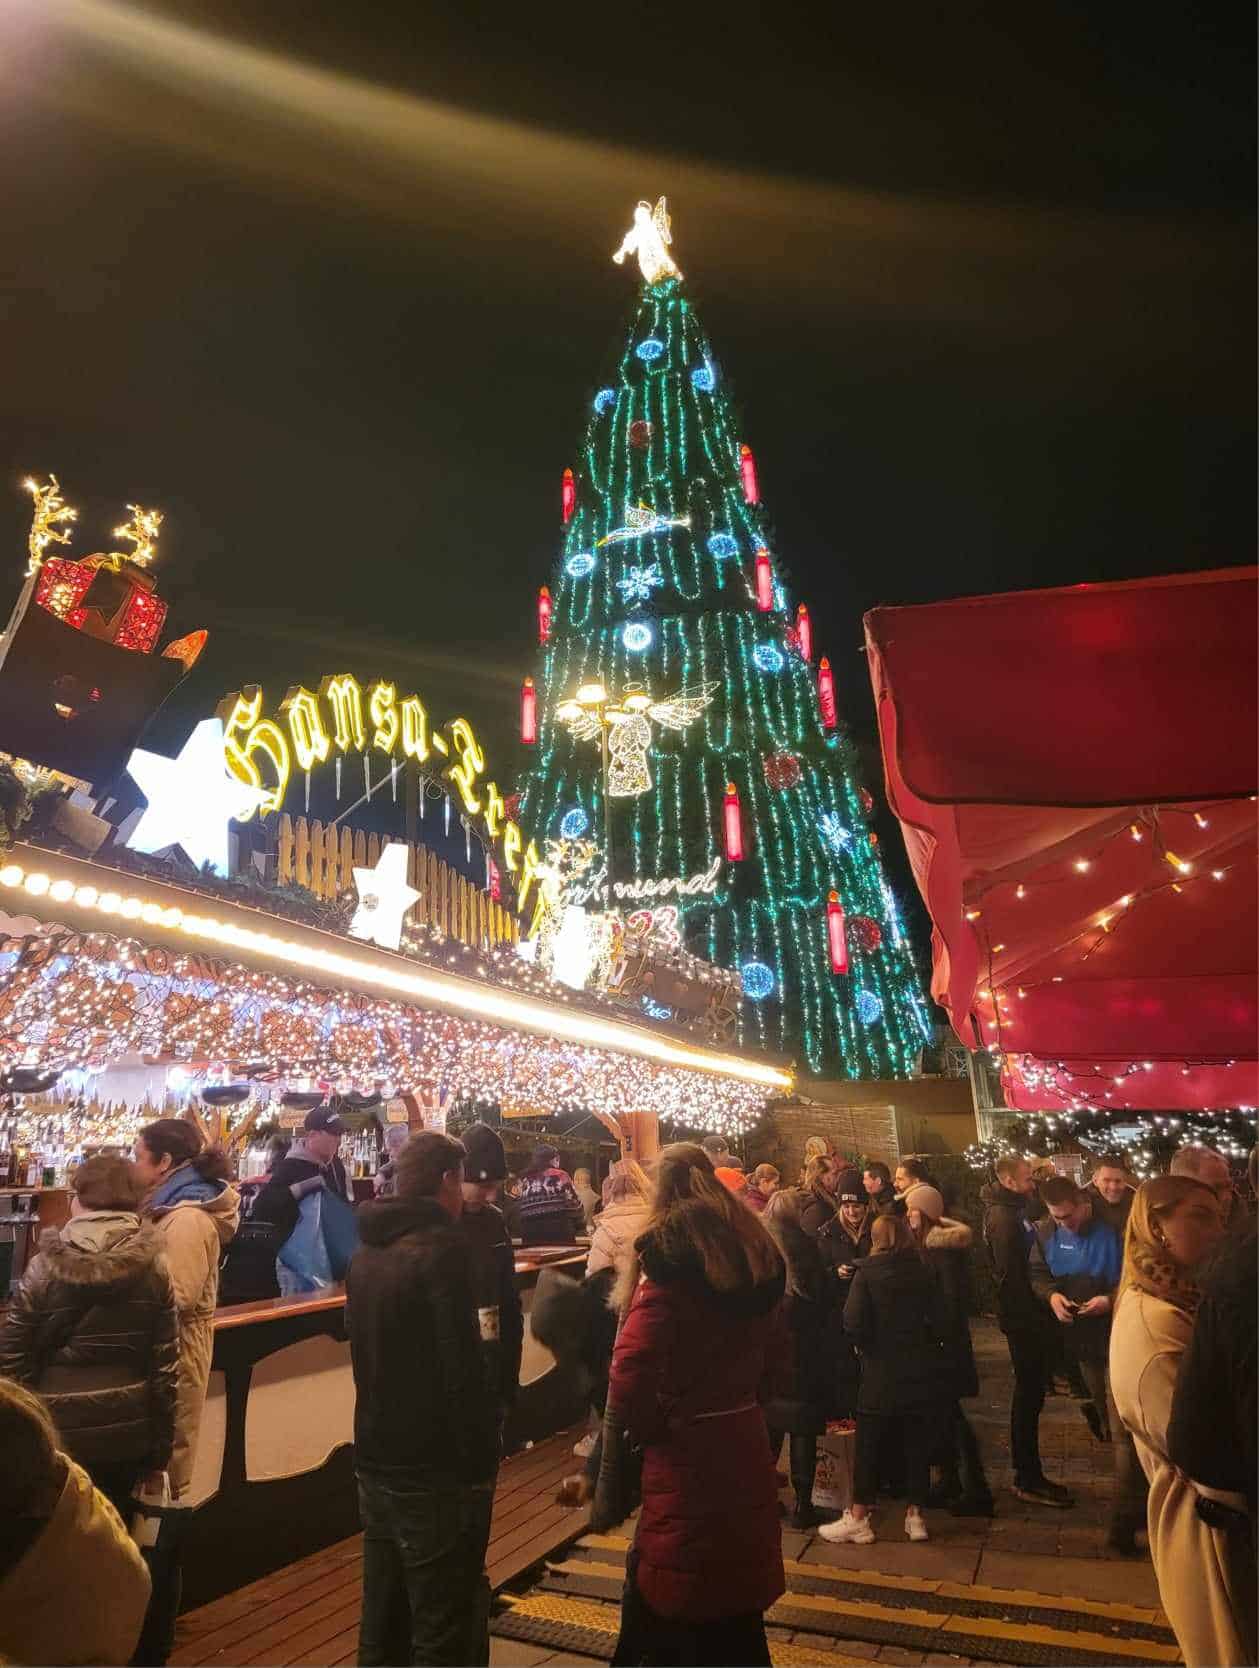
[275,815,518,949]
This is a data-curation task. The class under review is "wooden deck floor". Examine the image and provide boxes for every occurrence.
[171,1425,591,1668]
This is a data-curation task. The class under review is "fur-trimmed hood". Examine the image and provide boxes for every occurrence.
[38,1214,167,1293]
[924,1216,973,1252]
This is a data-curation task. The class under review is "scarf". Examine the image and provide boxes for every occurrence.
[147,1162,220,1213]
[1121,1235,1203,1315]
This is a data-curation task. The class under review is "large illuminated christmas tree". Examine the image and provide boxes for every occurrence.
[518,201,930,1075]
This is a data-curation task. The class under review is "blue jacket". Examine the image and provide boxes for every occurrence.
[1030,1212,1120,1304]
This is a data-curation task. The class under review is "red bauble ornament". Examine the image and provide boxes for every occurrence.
[503,792,522,823]
[762,751,802,791]
[785,626,801,656]
[628,419,652,449]
[848,914,883,955]
[859,787,874,814]
[869,832,879,848]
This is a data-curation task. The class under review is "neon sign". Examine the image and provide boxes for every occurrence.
[217,673,540,912]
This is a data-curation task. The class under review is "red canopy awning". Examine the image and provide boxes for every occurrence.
[866,568,1258,1112]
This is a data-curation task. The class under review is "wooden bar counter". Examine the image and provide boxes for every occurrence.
[181,1247,588,1609]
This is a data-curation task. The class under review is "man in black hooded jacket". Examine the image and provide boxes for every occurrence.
[347,1131,498,1667]
[982,1155,1073,1508]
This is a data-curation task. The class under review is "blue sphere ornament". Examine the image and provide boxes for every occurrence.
[593,387,617,415]
[740,960,776,1001]
[636,338,665,364]
[753,643,785,673]
[856,990,884,1025]
[565,550,596,579]
[622,621,654,653]
[707,532,739,560]
[559,807,589,839]
[691,363,716,393]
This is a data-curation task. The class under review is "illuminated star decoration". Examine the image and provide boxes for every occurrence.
[597,502,691,548]
[616,563,664,604]
[125,718,270,877]
[349,841,421,951]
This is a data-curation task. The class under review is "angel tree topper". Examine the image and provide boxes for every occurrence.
[612,197,682,286]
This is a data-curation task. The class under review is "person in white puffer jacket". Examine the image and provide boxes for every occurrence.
[586,1159,653,1289]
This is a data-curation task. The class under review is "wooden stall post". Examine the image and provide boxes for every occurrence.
[591,1110,660,1164]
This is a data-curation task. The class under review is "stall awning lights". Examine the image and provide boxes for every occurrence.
[0,852,792,1093]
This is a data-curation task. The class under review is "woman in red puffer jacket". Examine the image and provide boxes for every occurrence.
[607,1142,787,1667]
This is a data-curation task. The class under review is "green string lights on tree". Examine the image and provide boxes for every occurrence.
[518,201,931,1076]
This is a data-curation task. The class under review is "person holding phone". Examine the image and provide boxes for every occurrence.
[1030,1177,1121,1443]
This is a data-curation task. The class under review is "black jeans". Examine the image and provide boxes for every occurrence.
[356,1471,494,1667]
[1005,1324,1050,1488]
[854,1406,940,1507]
[611,1546,770,1667]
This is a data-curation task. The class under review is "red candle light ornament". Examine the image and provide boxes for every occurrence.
[520,676,537,744]
[817,656,837,729]
[754,549,774,612]
[826,890,848,974]
[537,586,552,644]
[561,467,576,524]
[795,602,813,663]
[723,781,744,862]
[739,443,760,505]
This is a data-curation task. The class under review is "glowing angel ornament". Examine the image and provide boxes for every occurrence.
[613,197,682,286]
[561,683,718,797]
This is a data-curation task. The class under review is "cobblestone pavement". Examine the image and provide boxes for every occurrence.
[490,1320,1169,1668]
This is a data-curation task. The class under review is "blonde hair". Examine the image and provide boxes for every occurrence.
[870,1213,915,1255]
[802,1154,835,1191]
[751,1163,779,1188]
[606,1157,652,1204]
[1120,1175,1219,1312]
[644,1142,782,1291]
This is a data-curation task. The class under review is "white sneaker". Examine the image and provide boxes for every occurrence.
[905,1509,929,1542]
[817,1510,875,1545]
[572,1432,597,1459]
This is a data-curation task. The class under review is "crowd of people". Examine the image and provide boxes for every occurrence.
[0,1115,1253,1668]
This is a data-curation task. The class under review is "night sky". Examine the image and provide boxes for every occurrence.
[2,0,1253,811]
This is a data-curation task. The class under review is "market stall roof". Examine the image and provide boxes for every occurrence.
[865,567,1258,1112]
[0,843,790,1132]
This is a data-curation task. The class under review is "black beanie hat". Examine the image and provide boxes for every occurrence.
[462,1122,507,1184]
